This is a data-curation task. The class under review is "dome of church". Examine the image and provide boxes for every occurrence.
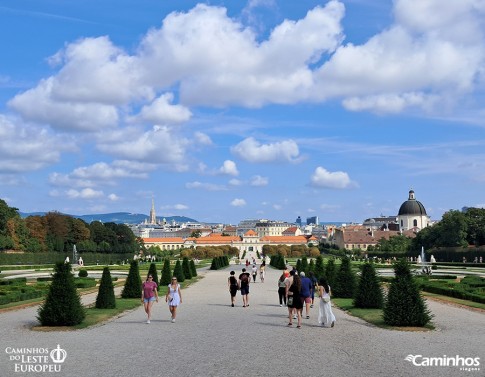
[398,190,427,216]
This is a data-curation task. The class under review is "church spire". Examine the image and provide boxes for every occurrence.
[149,197,156,224]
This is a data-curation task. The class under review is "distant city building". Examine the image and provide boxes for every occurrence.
[397,189,430,231]
[295,216,302,226]
[333,228,417,251]
[363,216,398,230]
[306,216,319,225]
[255,219,294,237]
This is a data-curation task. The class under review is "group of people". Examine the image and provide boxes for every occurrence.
[228,263,336,329]
[141,274,182,324]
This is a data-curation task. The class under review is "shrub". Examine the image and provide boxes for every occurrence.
[182,257,192,280]
[314,256,325,279]
[354,263,383,308]
[189,260,197,277]
[333,257,356,298]
[383,259,432,327]
[160,259,172,286]
[74,278,96,288]
[173,260,185,282]
[37,262,85,326]
[121,261,142,299]
[78,269,88,278]
[301,257,309,274]
[95,267,116,309]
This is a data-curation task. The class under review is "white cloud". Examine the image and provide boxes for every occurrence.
[66,188,104,199]
[250,175,269,187]
[107,193,119,201]
[161,204,189,210]
[134,93,192,124]
[194,132,213,146]
[219,160,239,176]
[310,166,355,189]
[231,137,300,163]
[0,115,69,173]
[231,198,246,207]
[185,181,227,191]
[228,179,243,186]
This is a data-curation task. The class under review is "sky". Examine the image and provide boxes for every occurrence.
[0,0,485,225]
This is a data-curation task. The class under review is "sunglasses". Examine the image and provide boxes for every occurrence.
[148,276,153,279]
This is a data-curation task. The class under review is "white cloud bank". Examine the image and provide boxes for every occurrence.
[310,166,355,189]
[231,137,300,163]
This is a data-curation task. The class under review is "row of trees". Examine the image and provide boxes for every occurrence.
[263,244,321,258]
[0,199,140,253]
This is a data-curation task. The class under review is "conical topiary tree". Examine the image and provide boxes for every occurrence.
[160,258,172,286]
[148,263,159,290]
[95,267,116,309]
[353,262,383,308]
[325,258,337,288]
[314,255,325,279]
[296,259,302,273]
[182,257,192,280]
[308,259,315,274]
[121,260,142,298]
[189,259,197,277]
[383,259,432,326]
[333,257,356,298]
[173,260,185,282]
[301,256,309,275]
[37,262,85,326]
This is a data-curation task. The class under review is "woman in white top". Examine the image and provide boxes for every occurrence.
[166,276,182,323]
[318,278,336,328]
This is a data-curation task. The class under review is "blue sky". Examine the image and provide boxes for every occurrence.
[1,0,484,225]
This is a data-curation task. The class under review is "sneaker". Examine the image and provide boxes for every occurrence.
[279,304,282,307]
[306,316,310,319]
[231,304,234,307]
[331,321,335,328]
[171,318,176,323]
[310,305,314,308]
[293,315,297,320]
[146,320,150,324]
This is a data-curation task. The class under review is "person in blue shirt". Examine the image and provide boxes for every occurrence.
[299,272,313,319]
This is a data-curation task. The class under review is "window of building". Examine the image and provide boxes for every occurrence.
[413,219,418,227]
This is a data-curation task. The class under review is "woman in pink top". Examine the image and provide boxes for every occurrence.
[141,274,158,324]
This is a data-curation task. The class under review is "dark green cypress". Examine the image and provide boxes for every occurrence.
[325,258,337,288]
[160,258,172,286]
[333,257,356,298]
[314,255,325,279]
[37,262,85,326]
[121,260,142,298]
[296,259,302,273]
[353,262,383,308]
[383,259,432,326]
[173,260,185,282]
[301,256,309,274]
[189,259,197,277]
[182,257,192,280]
[95,267,116,309]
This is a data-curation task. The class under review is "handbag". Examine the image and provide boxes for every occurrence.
[322,295,330,303]
[287,296,294,306]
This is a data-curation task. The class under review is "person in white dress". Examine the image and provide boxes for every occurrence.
[166,276,182,323]
[318,278,335,328]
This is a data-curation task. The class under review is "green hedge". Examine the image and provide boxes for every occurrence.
[74,278,97,289]
[421,282,485,304]
[0,277,27,285]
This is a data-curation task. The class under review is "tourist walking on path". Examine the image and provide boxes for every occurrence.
[299,272,313,319]
[287,272,303,328]
[228,271,239,307]
[166,276,182,323]
[259,261,266,283]
[277,273,287,306]
[239,268,251,307]
[251,264,258,282]
[142,274,158,324]
[318,278,335,328]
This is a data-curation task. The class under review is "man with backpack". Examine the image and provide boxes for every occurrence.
[239,268,251,307]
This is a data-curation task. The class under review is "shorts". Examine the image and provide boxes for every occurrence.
[144,297,156,303]
[240,286,249,295]
[301,297,312,304]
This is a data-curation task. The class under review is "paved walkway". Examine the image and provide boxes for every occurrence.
[1,266,484,377]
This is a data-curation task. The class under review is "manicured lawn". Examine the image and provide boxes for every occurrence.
[74,298,141,329]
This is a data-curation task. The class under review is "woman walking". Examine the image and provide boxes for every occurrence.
[141,274,158,324]
[277,273,287,307]
[166,276,182,323]
[286,272,303,328]
[228,271,238,307]
[318,278,336,328]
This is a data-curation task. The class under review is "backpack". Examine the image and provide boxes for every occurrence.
[241,273,249,284]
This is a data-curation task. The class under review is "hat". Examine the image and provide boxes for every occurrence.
[300,271,305,277]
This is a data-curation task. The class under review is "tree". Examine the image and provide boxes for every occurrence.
[333,257,356,298]
[325,259,337,288]
[121,261,142,298]
[189,259,197,277]
[182,257,192,280]
[353,262,383,308]
[383,259,432,326]
[160,259,172,286]
[148,263,159,291]
[301,256,309,274]
[37,262,85,326]
[314,255,325,279]
[437,210,468,247]
[464,207,485,246]
[173,260,185,282]
[95,267,116,309]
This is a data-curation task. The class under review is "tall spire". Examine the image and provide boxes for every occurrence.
[149,197,156,224]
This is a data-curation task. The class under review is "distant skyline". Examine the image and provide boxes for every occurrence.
[1,1,484,225]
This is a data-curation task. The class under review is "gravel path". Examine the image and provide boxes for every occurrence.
[1,265,483,377]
